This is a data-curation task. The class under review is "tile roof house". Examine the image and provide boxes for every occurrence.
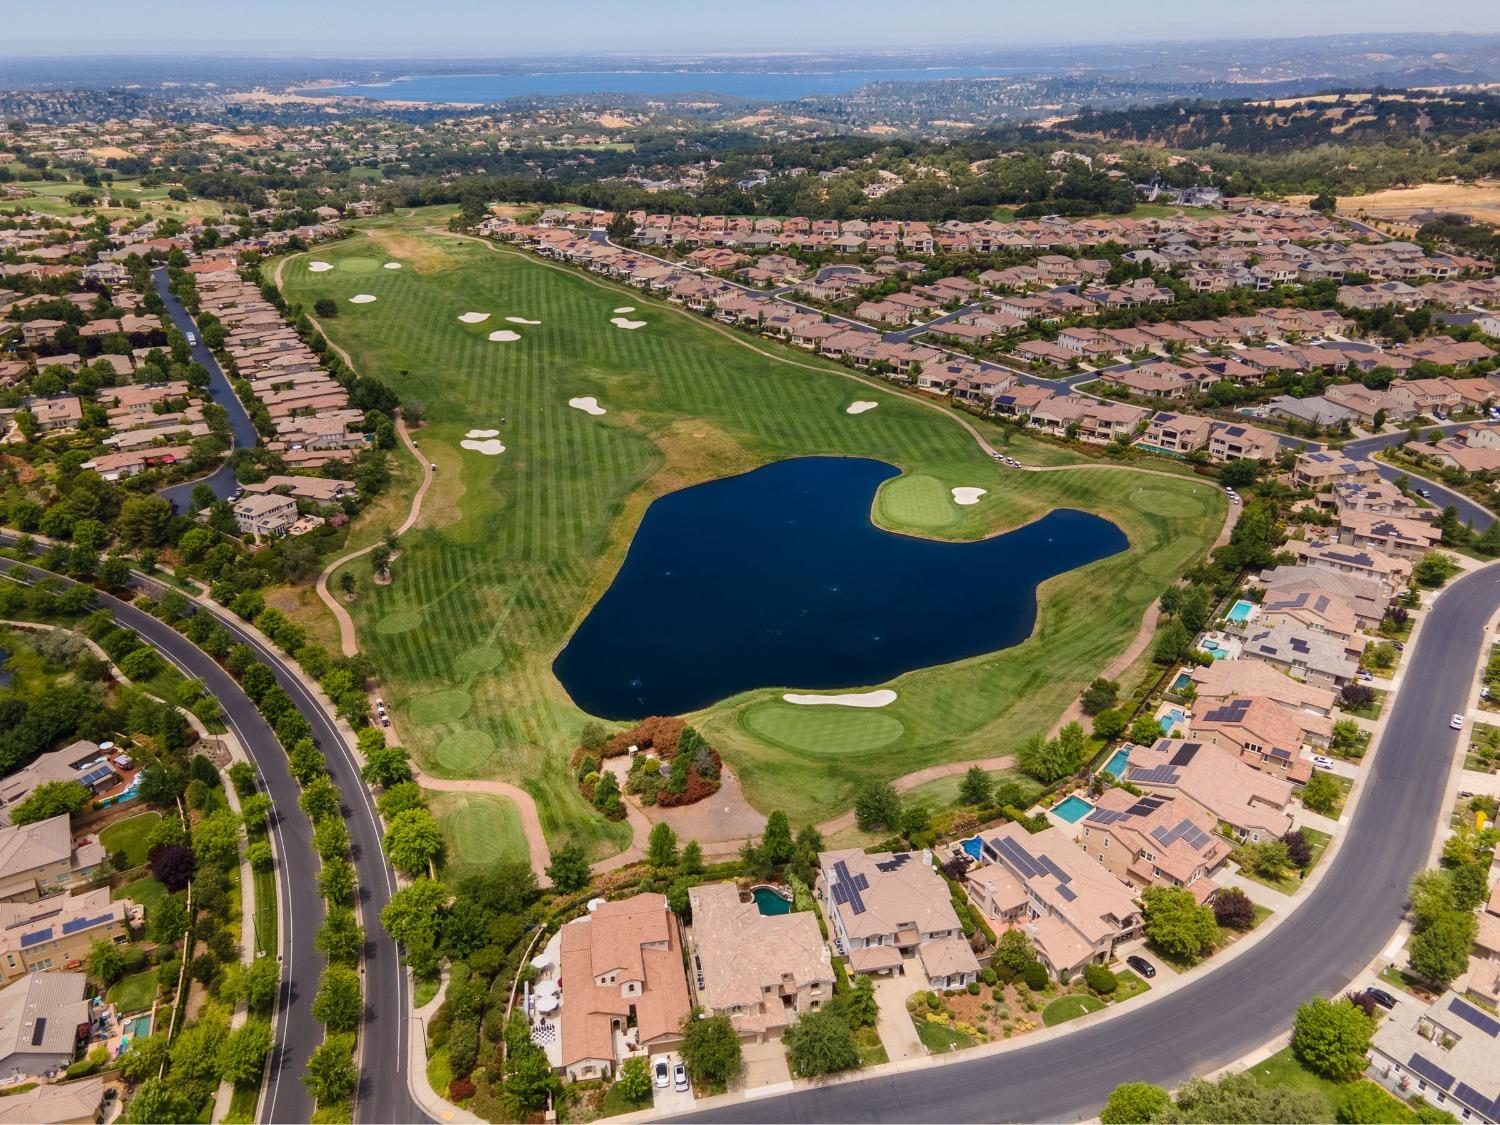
[966,824,1142,979]
[687,883,835,1039]
[1139,411,1212,454]
[1122,739,1295,842]
[0,742,117,827]
[0,815,105,903]
[817,849,974,983]
[1257,587,1363,645]
[1240,619,1362,687]
[1336,510,1441,560]
[0,1075,103,1125]
[557,894,691,1082]
[1192,695,1325,784]
[1289,540,1413,598]
[1188,658,1338,718]
[232,493,299,539]
[0,886,133,982]
[1368,992,1500,1124]
[0,970,88,1079]
[1292,451,1381,491]
[1080,788,1231,903]
[1208,421,1282,463]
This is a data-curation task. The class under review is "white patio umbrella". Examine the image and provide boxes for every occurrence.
[535,980,559,997]
[535,994,559,1014]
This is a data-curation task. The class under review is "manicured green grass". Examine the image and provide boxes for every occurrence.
[430,791,532,883]
[252,867,277,959]
[900,768,1039,812]
[1236,827,1333,895]
[118,876,170,917]
[913,1016,976,1053]
[277,213,1224,851]
[1041,993,1106,1026]
[1112,970,1151,1002]
[100,812,161,869]
[1378,965,1431,998]
[413,977,441,1009]
[1244,1047,1344,1114]
[426,1044,453,1099]
[1341,688,1387,720]
[106,969,157,1014]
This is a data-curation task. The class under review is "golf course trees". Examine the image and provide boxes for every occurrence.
[278,217,1225,862]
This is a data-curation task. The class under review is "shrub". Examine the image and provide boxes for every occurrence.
[1022,961,1049,991]
[1083,963,1118,995]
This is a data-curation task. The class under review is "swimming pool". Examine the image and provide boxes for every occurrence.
[1170,672,1193,693]
[751,886,791,916]
[960,837,984,862]
[1159,707,1186,733]
[1052,795,1094,823]
[1100,749,1130,779]
[1227,599,1256,624]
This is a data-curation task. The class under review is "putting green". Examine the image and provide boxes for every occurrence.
[1130,486,1209,518]
[434,728,498,772]
[410,688,472,726]
[376,610,424,635]
[333,255,381,273]
[876,473,957,530]
[742,702,905,756]
[455,646,507,678]
[432,793,529,879]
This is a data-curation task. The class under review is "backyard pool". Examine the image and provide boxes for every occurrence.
[1052,795,1095,823]
[1170,671,1193,693]
[1227,599,1256,624]
[961,836,984,861]
[1159,707,1187,733]
[752,886,791,916]
[1100,748,1130,779]
[123,1014,151,1038]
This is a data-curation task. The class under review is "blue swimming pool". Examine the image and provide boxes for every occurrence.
[1159,707,1186,733]
[960,836,983,862]
[1100,748,1130,779]
[752,886,791,916]
[1053,796,1094,823]
[1170,671,1192,693]
[1228,599,1255,624]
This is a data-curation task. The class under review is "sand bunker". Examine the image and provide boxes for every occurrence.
[457,312,491,323]
[307,261,333,273]
[487,330,521,342]
[846,401,878,414]
[460,438,506,456]
[568,397,606,416]
[783,690,897,708]
[952,487,987,506]
[611,317,646,330]
[613,306,636,314]
[348,294,378,304]
[383,262,403,269]
[505,316,541,325]
[465,428,500,438]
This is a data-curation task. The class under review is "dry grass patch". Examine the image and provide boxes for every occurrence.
[365,227,458,273]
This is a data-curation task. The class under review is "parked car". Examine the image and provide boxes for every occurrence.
[1392,641,1404,652]
[1417,488,1431,498]
[1357,670,1373,682]
[1311,755,1335,769]
[654,1060,670,1089]
[673,1063,688,1092]
[1126,955,1156,979]
[185,331,197,346]
[1365,987,1398,1009]
[1450,714,1465,730]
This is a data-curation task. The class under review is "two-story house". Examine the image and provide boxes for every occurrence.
[0,816,105,902]
[1079,789,1231,902]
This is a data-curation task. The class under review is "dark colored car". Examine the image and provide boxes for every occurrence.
[1126,955,1156,979]
[1365,987,1398,1010]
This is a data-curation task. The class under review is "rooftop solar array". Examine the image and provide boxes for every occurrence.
[29,1017,46,1047]
[1204,698,1251,723]
[1126,764,1182,786]
[1170,744,1201,767]
[1150,817,1213,852]
[19,926,53,949]
[874,854,911,874]
[61,912,114,936]
[1453,1082,1500,1123]
[1056,885,1077,902]
[991,835,1073,889]
[1447,995,1500,1038]
[75,764,113,788]
[830,859,869,917]
[1407,1053,1455,1092]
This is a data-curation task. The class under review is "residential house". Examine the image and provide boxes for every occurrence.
[1368,992,1500,1123]
[1336,511,1441,560]
[817,849,976,984]
[0,742,118,826]
[966,824,1142,979]
[1290,540,1414,596]
[1120,739,1296,842]
[232,493,299,539]
[1240,620,1362,687]
[0,887,133,981]
[1208,421,1282,463]
[1079,789,1231,902]
[1256,564,1391,632]
[0,815,105,903]
[557,894,691,1082]
[1139,411,1212,455]
[1258,588,1364,645]
[1188,658,1338,718]
[0,971,88,1080]
[1292,452,1381,491]
[687,882,834,1040]
[0,1075,103,1124]
[1192,696,1327,784]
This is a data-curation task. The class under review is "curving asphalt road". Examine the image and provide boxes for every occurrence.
[690,560,1500,1123]
[1343,426,1495,532]
[0,546,428,1124]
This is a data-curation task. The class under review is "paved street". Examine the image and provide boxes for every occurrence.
[684,562,1500,1123]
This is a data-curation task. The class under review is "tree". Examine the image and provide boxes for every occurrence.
[380,878,447,951]
[1408,909,1477,987]
[647,822,679,869]
[1240,839,1291,879]
[1100,1082,1171,1124]
[1129,714,1165,746]
[215,1020,272,1085]
[759,809,795,865]
[382,808,444,874]
[504,1010,559,1110]
[117,494,175,548]
[127,1077,197,1123]
[370,544,392,580]
[832,974,878,1029]
[1172,1071,1332,1124]
[1218,459,1260,488]
[546,842,591,894]
[959,766,992,806]
[311,965,362,1032]
[996,928,1035,972]
[679,1010,742,1087]
[338,572,356,598]
[360,742,413,788]
[314,298,338,318]
[316,906,365,967]
[88,938,125,984]
[853,782,902,832]
[1292,996,1375,1081]
[784,1007,859,1078]
[10,779,90,824]
[1153,618,1193,664]
[1080,677,1120,716]
[1141,885,1218,962]
[303,1034,358,1105]
[617,1056,653,1102]
[151,843,195,892]
[680,839,705,876]
[1213,887,1257,931]
[1283,829,1313,869]
[1413,552,1456,589]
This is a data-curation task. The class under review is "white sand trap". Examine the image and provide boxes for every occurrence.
[846,401,879,415]
[487,330,521,342]
[952,487,988,506]
[505,316,541,325]
[383,262,403,269]
[611,317,646,330]
[569,397,607,416]
[783,690,897,708]
[349,294,378,304]
[613,306,636,314]
[460,438,506,456]
[457,312,491,323]
[307,261,333,273]
[465,428,500,438]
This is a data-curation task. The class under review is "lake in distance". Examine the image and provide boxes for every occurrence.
[315,66,1026,103]
[552,457,1127,720]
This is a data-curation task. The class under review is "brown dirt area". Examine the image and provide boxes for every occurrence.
[1335,182,1500,226]
[364,227,458,274]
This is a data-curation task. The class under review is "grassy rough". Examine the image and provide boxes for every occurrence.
[276,212,1224,852]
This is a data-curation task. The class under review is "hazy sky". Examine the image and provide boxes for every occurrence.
[5,0,1499,56]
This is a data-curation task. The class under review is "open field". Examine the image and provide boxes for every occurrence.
[1,177,224,222]
[1325,181,1500,227]
[275,208,1224,856]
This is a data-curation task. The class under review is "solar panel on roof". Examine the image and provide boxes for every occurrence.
[1407,1054,1456,1092]
[61,913,113,936]
[874,854,911,873]
[29,1018,46,1047]
[830,860,869,916]
[1447,995,1500,1037]
[75,764,112,788]
[994,836,1045,879]
[1056,885,1077,902]
[1038,855,1073,885]
[1129,765,1181,786]
[1454,1083,1500,1122]
[19,927,52,949]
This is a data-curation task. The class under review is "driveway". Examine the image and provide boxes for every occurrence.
[873,965,929,1062]
[735,1037,793,1096]
[651,1054,695,1115]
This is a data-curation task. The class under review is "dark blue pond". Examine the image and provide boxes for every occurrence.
[553,457,1127,720]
